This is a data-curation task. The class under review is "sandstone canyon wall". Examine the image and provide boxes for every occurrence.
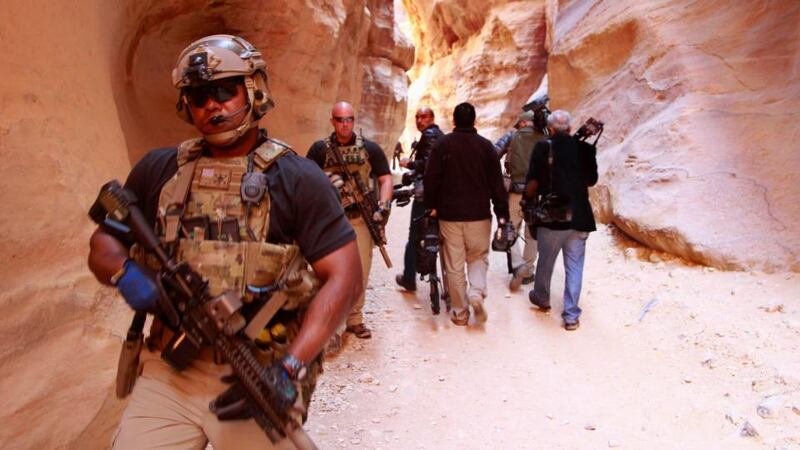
[1,0,799,448]
[0,1,411,448]
[402,0,799,271]
[546,0,800,271]
[399,0,548,146]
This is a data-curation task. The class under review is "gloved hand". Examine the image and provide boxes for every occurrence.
[210,362,298,421]
[372,201,391,225]
[115,259,161,312]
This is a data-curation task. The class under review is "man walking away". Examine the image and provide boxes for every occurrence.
[424,102,509,326]
[525,110,598,331]
[498,110,546,290]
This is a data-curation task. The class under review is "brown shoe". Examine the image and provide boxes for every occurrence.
[451,315,469,326]
[470,299,488,324]
[564,320,580,331]
[346,323,372,339]
[324,333,344,356]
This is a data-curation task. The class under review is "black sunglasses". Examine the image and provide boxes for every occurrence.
[184,79,241,108]
[333,116,355,123]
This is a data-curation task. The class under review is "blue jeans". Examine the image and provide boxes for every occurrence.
[530,228,589,323]
[402,200,426,283]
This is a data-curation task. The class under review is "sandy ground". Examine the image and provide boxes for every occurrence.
[306,203,800,449]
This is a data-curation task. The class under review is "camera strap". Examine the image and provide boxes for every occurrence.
[546,139,555,194]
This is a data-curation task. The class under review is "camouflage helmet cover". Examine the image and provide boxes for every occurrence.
[172,34,266,88]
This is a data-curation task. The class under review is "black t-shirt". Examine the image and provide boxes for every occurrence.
[123,138,355,263]
[526,133,598,232]
[306,134,391,177]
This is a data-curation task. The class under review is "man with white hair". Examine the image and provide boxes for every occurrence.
[525,109,598,331]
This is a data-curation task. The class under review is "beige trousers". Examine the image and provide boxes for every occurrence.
[439,219,491,321]
[509,192,537,276]
[348,217,373,327]
[111,350,294,450]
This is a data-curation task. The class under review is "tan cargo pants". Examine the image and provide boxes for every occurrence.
[439,219,491,321]
[509,192,537,276]
[111,350,294,450]
[348,217,373,327]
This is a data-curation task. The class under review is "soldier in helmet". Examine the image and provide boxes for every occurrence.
[306,101,393,340]
[88,35,361,449]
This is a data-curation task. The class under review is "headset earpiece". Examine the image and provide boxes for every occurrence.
[175,95,194,124]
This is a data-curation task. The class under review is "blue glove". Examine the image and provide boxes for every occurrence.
[115,259,160,312]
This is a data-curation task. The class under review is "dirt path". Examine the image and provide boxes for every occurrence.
[307,204,800,449]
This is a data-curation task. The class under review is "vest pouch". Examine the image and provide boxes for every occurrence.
[181,216,211,240]
[177,239,246,298]
[244,241,297,290]
[208,217,241,242]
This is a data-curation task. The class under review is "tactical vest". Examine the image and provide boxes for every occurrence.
[153,136,322,418]
[322,135,373,211]
[507,127,545,183]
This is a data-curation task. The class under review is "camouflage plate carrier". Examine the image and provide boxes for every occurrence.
[323,134,373,215]
[144,135,323,419]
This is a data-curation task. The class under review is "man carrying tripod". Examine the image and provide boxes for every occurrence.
[395,106,444,292]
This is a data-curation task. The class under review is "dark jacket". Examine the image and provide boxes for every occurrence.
[407,124,443,175]
[527,133,598,232]
[424,127,509,222]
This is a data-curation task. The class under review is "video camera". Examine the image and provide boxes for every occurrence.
[574,117,604,142]
[522,94,550,132]
[392,185,413,207]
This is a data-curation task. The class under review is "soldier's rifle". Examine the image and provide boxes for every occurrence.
[328,142,393,268]
[89,180,317,450]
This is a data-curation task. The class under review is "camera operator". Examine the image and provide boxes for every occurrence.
[497,110,547,291]
[395,106,444,291]
[525,110,598,331]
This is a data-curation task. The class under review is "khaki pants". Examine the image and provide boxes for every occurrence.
[348,217,373,327]
[509,192,537,276]
[111,350,294,450]
[439,219,491,321]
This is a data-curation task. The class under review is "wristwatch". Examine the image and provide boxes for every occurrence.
[281,353,308,381]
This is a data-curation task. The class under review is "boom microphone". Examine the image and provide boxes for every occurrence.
[210,104,250,125]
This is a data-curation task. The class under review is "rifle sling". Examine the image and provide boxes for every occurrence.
[164,157,200,243]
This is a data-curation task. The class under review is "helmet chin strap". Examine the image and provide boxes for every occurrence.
[204,104,255,147]
[204,78,258,147]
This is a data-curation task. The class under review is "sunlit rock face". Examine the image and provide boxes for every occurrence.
[117,0,414,160]
[400,0,548,145]
[546,0,800,271]
[0,1,411,448]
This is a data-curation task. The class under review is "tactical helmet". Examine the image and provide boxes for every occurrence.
[172,35,275,146]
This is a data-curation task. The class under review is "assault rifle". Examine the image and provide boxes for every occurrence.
[89,181,317,450]
[328,141,392,268]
